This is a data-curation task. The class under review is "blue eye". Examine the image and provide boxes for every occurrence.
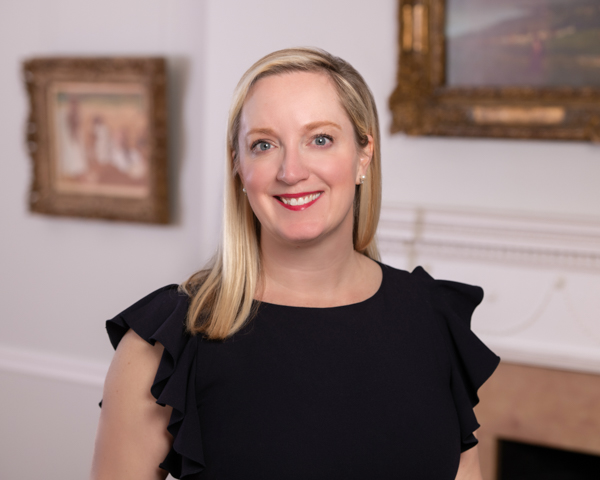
[252,141,272,152]
[314,135,332,146]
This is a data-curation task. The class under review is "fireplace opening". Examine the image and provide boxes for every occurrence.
[497,439,599,480]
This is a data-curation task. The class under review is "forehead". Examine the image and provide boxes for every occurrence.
[240,71,350,128]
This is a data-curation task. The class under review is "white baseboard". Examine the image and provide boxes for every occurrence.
[0,344,108,388]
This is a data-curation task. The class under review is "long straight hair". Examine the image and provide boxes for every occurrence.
[180,47,382,340]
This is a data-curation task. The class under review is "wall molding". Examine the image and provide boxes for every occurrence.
[0,344,108,388]
[378,205,600,271]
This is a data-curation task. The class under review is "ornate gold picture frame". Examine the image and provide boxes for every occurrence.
[389,0,600,141]
[23,57,169,223]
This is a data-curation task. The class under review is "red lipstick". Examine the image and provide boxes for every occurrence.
[275,191,322,211]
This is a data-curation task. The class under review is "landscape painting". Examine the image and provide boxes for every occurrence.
[446,0,600,87]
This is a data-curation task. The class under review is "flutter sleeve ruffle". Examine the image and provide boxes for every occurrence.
[412,267,500,452]
[106,285,205,479]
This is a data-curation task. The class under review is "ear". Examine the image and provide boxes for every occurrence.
[232,149,241,176]
[356,134,374,184]
[232,150,245,190]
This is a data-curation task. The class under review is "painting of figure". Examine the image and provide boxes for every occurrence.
[49,82,151,199]
[446,0,600,87]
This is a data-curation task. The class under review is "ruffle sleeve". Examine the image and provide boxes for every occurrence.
[412,267,500,452]
[105,285,205,479]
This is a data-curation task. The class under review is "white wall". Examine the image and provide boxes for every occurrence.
[1,0,599,478]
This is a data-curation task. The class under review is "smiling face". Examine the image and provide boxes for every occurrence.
[236,71,372,249]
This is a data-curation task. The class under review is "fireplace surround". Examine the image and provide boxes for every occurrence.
[475,362,600,479]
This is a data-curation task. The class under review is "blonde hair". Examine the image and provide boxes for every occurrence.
[181,47,382,339]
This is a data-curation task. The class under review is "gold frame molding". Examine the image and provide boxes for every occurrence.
[389,0,600,142]
[23,57,169,223]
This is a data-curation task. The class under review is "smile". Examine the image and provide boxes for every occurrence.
[275,192,322,211]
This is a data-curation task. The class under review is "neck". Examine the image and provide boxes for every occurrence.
[257,230,378,308]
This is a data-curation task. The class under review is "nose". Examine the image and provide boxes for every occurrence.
[276,146,309,185]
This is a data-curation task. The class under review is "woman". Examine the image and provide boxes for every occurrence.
[91,48,499,480]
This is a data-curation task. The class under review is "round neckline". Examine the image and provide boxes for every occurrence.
[255,262,385,311]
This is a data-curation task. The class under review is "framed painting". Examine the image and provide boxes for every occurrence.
[389,0,600,141]
[23,57,169,223]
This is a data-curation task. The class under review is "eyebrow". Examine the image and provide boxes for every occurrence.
[245,127,277,138]
[302,121,342,132]
[244,121,342,139]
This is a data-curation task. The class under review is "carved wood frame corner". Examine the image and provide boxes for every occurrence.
[389,0,600,142]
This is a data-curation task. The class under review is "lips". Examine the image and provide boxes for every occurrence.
[275,191,322,211]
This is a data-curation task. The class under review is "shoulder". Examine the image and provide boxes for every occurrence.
[378,263,499,452]
[379,263,484,321]
[102,285,204,477]
[106,284,190,351]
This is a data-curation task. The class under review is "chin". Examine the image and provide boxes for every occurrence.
[281,233,324,245]
[275,225,328,245]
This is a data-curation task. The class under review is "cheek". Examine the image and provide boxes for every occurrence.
[239,158,274,193]
[316,153,360,187]
[238,156,257,185]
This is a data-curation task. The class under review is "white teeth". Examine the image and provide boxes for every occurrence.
[280,192,321,206]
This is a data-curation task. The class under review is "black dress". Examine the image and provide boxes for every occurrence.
[106,264,499,479]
